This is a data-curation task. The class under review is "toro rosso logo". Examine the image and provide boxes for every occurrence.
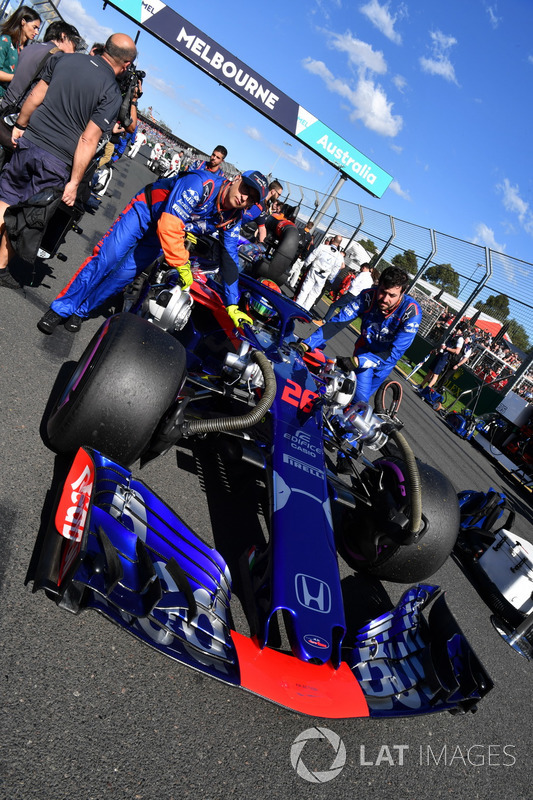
[304,634,330,649]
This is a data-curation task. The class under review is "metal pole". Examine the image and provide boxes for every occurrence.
[409,228,437,291]
[345,206,365,249]
[309,172,347,233]
[447,246,493,335]
[371,216,396,266]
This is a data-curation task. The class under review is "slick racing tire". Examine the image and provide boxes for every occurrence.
[47,313,187,467]
[341,458,459,583]
[256,227,300,285]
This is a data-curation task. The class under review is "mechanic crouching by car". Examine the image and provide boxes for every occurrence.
[37,168,269,334]
[293,266,422,403]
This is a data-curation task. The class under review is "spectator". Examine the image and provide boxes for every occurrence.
[0,6,41,100]
[435,333,473,389]
[37,169,268,334]
[418,326,465,392]
[0,20,80,169]
[0,33,137,289]
[0,20,79,112]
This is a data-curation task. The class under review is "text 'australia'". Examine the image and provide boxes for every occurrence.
[317,135,377,186]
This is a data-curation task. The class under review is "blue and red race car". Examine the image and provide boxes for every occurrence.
[28,264,493,718]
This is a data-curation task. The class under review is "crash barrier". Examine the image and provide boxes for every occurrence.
[279,179,533,355]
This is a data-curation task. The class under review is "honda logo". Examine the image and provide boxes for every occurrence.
[295,573,331,613]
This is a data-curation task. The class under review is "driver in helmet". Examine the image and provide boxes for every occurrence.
[247,278,281,324]
[37,168,269,335]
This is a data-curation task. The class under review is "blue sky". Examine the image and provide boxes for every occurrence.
[57,0,533,272]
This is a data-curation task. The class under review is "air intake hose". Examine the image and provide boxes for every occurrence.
[183,351,276,435]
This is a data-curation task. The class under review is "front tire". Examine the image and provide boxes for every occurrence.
[340,459,459,583]
[46,313,186,466]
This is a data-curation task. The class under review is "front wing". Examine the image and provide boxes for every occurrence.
[28,448,492,718]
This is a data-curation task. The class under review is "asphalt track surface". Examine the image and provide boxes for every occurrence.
[1,154,531,800]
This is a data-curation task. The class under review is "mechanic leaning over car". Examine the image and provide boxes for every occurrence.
[37,168,269,334]
[294,266,422,403]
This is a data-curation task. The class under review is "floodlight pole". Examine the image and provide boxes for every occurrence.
[310,172,347,233]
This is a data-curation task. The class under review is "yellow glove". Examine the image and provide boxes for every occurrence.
[177,262,193,289]
[226,304,253,328]
[185,231,197,251]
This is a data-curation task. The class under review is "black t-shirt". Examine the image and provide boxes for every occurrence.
[0,41,58,110]
[25,53,122,166]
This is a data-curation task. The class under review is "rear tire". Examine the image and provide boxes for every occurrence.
[341,459,460,583]
[46,313,186,466]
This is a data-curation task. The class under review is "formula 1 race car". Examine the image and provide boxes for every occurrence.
[28,264,493,718]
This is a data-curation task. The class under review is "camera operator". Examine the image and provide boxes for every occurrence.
[0,33,137,289]
[97,67,143,168]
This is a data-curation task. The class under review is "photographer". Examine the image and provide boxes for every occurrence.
[0,33,137,289]
[97,67,143,168]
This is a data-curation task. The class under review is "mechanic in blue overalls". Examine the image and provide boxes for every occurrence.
[37,169,268,335]
[294,266,422,403]
[187,145,227,176]
[241,179,283,242]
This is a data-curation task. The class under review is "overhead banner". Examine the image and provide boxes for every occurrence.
[106,0,393,198]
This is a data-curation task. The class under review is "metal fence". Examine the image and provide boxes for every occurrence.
[279,179,533,354]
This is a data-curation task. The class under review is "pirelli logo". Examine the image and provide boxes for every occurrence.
[283,453,324,479]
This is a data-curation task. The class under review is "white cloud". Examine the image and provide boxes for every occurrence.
[389,179,410,200]
[473,224,520,283]
[528,55,533,65]
[393,74,407,92]
[497,178,533,235]
[59,0,113,45]
[419,30,459,85]
[303,57,402,136]
[485,4,502,29]
[311,0,342,21]
[327,30,387,73]
[473,223,506,252]
[269,141,312,172]
[145,75,176,99]
[288,148,312,172]
[390,143,403,153]
[245,127,262,141]
[359,0,406,45]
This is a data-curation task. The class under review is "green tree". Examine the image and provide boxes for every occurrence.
[392,249,418,276]
[506,319,530,352]
[374,258,391,273]
[357,238,377,254]
[474,293,510,320]
[423,263,460,295]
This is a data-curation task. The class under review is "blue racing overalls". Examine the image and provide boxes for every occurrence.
[52,170,244,319]
[304,286,422,402]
